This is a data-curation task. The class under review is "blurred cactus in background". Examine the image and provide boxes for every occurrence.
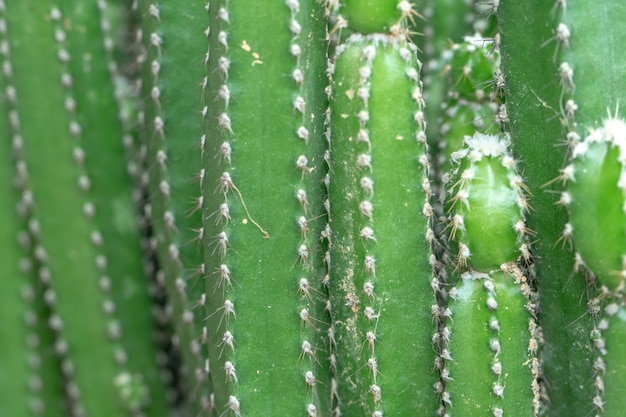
[2,1,626,417]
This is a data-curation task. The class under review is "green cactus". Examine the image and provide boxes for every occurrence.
[443,133,538,416]
[1,2,167,416]
[499,1,626,415]
[4,1,626,417]
[327,33,438,416]
[136,1,215,414]
[202,0,330,415]
[436,37,500,176]
[563,118,626,416]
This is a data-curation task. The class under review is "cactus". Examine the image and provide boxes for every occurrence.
[498,1,626,416]
[327,33,437,416]
[3,1,626,417]
[136,0,214,413]
[1,2,168,416]
[202,0,330,415]
[443,133,538,416]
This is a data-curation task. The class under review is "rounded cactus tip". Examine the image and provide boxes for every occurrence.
[447,132,528,272]
[566,112,626,292]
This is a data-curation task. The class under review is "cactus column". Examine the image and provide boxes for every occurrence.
[327,34,439,417]
[2,1,168,416]
[499,1,626,415]
[443,133,538,417]
[203,1,330,415]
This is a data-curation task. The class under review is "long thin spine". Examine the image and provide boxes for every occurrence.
[328,34,439,416]
[203,1,330,415]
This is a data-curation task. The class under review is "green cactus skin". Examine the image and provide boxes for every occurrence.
[136,1,215,413]
[556,3,626,415]
[62,2,171,415]
[203,1,330,415]
[0,4,68,415]
[5,4,125,416]
[600,303,626,416]
[497,1,598,415]
[564,118,626,416]
[444,133,538,416]
[566,123,626,292]
[327,34,439,416]
[3,2,167,416]
[445,268,538,417]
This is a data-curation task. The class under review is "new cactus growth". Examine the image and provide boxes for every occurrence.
[566,118,626,292]
[443,133,538,416]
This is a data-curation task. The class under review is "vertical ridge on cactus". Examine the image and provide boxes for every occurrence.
[3,3,145,416]
[555,3,626,415]
[136,1,214,413]
[564,116,626,416]
[203,1,330,415]
[497,1,597,415]
[327,34,438,416]
[62,2,170,414]
[0,47,36,417]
